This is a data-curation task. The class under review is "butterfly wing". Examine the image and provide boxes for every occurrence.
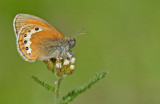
[13,14,63,38]
[14,14,65,62]
[17,25,65,62]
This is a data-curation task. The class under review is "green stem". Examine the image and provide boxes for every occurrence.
[54,76,63,104]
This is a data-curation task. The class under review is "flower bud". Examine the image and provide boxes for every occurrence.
[63,59,70,65]
[70,65,74,70]
[56,63,61,69]
[70,57,76,64]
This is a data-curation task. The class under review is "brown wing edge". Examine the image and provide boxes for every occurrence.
[13,14,57,37]
[13,14,22,37]
[13,14,64,38]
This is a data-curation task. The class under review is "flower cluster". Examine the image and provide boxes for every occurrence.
[55,54,76,75]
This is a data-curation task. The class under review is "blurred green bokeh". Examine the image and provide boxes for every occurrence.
[0,0,160,104]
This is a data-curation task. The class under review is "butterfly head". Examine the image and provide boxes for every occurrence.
[67,28,86,49]
[67,38,76,49]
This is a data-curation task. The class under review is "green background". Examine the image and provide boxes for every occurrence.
[0,0,160,104]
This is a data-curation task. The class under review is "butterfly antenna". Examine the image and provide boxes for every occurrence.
[71,27,86,38]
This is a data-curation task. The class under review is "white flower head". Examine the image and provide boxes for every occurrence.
[70,57,76,63]
[70,65,74,70]
[63,59,70,65]
[56,62,61,68]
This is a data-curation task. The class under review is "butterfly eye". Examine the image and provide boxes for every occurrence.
[68,38,76,48]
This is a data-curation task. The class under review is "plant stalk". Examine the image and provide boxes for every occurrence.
[54,76,63,104]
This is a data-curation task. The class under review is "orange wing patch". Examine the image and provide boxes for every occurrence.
[17,25,64,61]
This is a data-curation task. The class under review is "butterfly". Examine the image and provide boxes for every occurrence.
[13,14,76,62]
